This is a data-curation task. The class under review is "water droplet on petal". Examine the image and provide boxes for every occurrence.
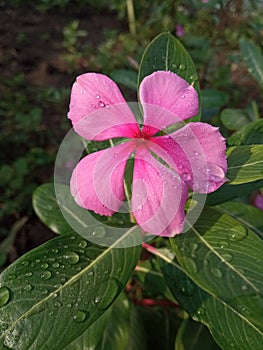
[96,94,100,99]
[41,271,52,280]
[207,163,225,182]
[114,153,118,158]
[91,104,96,108]
[0,286,10,307]
[98,100,105,107]
[73,310,87,323]
[181,94,186,99]
[182,172,191,181]
[63,252,79,265]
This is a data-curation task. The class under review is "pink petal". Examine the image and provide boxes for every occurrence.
[139,71,199,135]
[70,142,135,215]
[132,146,188,236]
[68,73,139,140]
[150,122,227,193]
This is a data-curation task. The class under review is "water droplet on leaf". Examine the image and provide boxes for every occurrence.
[0,286,10,307]
[73,310,87,323]
[210,267,223,279]
[41,271,52,280]
[63,252,79,264]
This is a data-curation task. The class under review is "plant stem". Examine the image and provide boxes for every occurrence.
[126,0,136,36]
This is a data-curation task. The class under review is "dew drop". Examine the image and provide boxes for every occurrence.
[87,271,94,277]
[96,94,100,99]
[25,272,33,277]
[179,64,186,70]
[24,284,32,292]
[91,104,96,108]
[98,100,105,107]
[0,286,10,307]
[94,296,101,304]
[41,263,49,269]
[241,285,248,291]
[66,303,72,308]
[210,267,223,279]
[179,279,196,296]
[35,259,41,263]
[79,240,87,249]
[63,252,79,265]
[207,163,225,182]
[73,310,87,323]
[194,151,199,156]
[114,153,118,158]
[8,274,17,281]
[221,253,233,262]
[182,172,191,181]
[219,241,229,249]
[54,301,62,308]
[80,88,83,94]
[21,261,29,267]
[106,104,110,108]
[41,271,52,280]
[51,249,58,254]
[196,307,205,317]
[52,262,59,268]
[228,227,247,242]
[181,94,186,99]
[91,227,106,238]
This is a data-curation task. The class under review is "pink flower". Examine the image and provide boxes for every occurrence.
[175,24,185,37]
[254,192,263,211]
[68,71,227,237]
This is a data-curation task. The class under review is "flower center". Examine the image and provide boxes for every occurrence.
[132,130,151,147]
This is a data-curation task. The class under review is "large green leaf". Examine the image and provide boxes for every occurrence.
[170,207,263,330]
[138,32,200,121]
[0,230,141,349]
[159,253,263,350]
[206,179,263,206]
[226,145,263,184]
[239,38,263,89]
[227,119,263,146]
[220,108,254,131]
[216,201,263,239]
[175,317,221,350]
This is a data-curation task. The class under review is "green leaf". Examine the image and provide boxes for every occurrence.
[33,183,132,235]
[110,69,137,90]
[0,217,28,267]
[170,207,263,329]
[160,254,263,350]
[240,38,263,89]
[138,32,200,122]
[227,119,263,146]
[220,108,253,131]
[32,183,72,234]
[215,201,263,239]
[65,293,133,350]
[175,317,221,350]
[206,179,263,206]
[226,145,263,184]
[0,229,141,349]
[201,89,228,122]
[64,306,111,350]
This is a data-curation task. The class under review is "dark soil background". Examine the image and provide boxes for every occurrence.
[0,3,126,264]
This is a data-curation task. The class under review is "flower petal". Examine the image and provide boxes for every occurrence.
[150,122,227,193]
[68,73,139,140]
[139,71,199,135]
[70,142,134,215]
[132,146,188,236]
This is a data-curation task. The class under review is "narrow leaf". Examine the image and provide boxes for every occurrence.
[226,145,263,184]
[227,119,263,146]
[240,38,263,89]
